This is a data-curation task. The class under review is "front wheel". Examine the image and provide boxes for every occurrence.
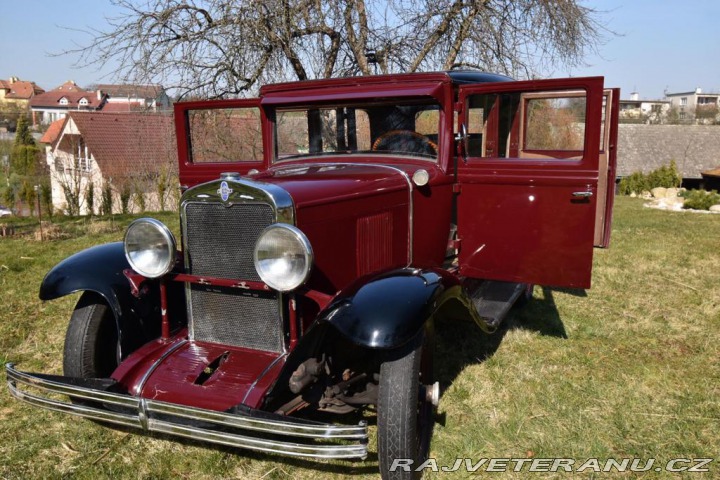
[63,292,119,379]
[377,333,434,480]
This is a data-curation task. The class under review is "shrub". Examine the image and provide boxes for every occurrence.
[619,161,682,195]
[120,185,132,214]
[619,172,649,195]
[682,189,720,210]
[86,183,94,215]
[647,160,682,189]
[101,184,113,215]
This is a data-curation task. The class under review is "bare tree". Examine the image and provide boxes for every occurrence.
[69,0,606,99]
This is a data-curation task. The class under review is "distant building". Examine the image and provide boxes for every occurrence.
[95,84,171,111]
[40,111,177,215]
[618,92,670,123]
[0,76,45,104]
[665,87,720,122]
[0,77,45,130]
[29,81,107,125]
[30,81,172,125]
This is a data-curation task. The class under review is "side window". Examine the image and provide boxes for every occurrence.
[466,90,588,160]
[188,107,263,163]
[524,96,586,151]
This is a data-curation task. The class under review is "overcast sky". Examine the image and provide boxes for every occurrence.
[1,0,718,99]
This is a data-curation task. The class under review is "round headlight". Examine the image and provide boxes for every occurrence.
[254,224,313,292]
[124,218,176,278]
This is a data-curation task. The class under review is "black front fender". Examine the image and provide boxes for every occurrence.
[40,242,131,319]
[319,268,461,349]
[39,242,166,356]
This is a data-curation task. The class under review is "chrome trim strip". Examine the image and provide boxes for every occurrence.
[180,177,295,224]
[135,339,188,396]
[149,420,366,458]
[6,363,368,460]
[145,399,366,439]
[8,382,142,429]
[240,353,286,405]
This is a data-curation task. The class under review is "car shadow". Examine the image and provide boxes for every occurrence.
[435,286,574,399]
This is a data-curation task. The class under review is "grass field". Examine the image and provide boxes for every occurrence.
[1,197,718,479]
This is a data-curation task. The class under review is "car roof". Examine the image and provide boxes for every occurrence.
[260,70,514,96]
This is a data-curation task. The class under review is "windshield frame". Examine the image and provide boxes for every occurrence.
[271,99,443,164]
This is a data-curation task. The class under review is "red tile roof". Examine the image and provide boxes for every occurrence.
[0,78,45,99]
[40,118,66,146]
[52,80,84,92]
[66,112,177,179]
[30,90,104,109]
[100,101,146,112]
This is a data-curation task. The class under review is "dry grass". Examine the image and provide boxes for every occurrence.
[1,198,719,479]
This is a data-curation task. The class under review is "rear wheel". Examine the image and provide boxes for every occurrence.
[63,292,119,378]
[377,333,434,480]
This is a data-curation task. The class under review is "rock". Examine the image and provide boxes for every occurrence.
[641,190,652,199]
[630,192,637,198]
[664,187,680,198]
[651,187,667,198]
[710,204,720,213]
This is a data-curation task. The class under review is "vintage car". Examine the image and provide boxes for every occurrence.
[7,71,618,479]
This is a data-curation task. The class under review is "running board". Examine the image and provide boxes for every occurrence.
[464,280,529,329]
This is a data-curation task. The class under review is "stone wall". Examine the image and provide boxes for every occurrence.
[617,124,720,178]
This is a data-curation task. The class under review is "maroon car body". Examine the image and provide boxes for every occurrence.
[7,71,619,478]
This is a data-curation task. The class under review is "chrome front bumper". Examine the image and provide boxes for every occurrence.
[6,363,368,459]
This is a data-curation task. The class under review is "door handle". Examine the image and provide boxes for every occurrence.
[572,191,593,198]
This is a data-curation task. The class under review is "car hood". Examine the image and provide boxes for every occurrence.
[249,162,413,208]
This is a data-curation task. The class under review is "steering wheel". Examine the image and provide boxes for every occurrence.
[372,130,438,156]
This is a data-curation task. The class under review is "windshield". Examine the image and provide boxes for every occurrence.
[274,101,440,162]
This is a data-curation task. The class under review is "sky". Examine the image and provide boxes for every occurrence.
[1,0,718,100]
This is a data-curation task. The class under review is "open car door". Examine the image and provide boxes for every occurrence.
[456,77,613,289]
[175,99,266,186]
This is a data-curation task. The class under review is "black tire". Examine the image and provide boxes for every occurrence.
[63,292,119,379]
[377,333,434,480]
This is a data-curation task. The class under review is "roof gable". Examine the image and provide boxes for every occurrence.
[64,112,177,179]
[40,118,67,146]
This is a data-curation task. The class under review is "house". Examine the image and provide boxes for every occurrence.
[665,87,720,122]
[0,77,45,130]
[95,83,171,111]
[0,76,45,107]
[618,92,670,123]
[41,111,177,215]
[29,81,107,125]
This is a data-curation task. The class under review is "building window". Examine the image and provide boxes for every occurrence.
[680,97,687,106]
[79,98,88,106]
[679,111,686,119]
[59,97,68,105]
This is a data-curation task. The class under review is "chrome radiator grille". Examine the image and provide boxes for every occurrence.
[184,202,284,353]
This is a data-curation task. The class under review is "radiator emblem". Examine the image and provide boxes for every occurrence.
[217,181,233,202]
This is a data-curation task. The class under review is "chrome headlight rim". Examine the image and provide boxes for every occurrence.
[123,218,177,278]
[253,223,313,292]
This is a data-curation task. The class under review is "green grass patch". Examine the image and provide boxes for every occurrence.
[1,198,719,478]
